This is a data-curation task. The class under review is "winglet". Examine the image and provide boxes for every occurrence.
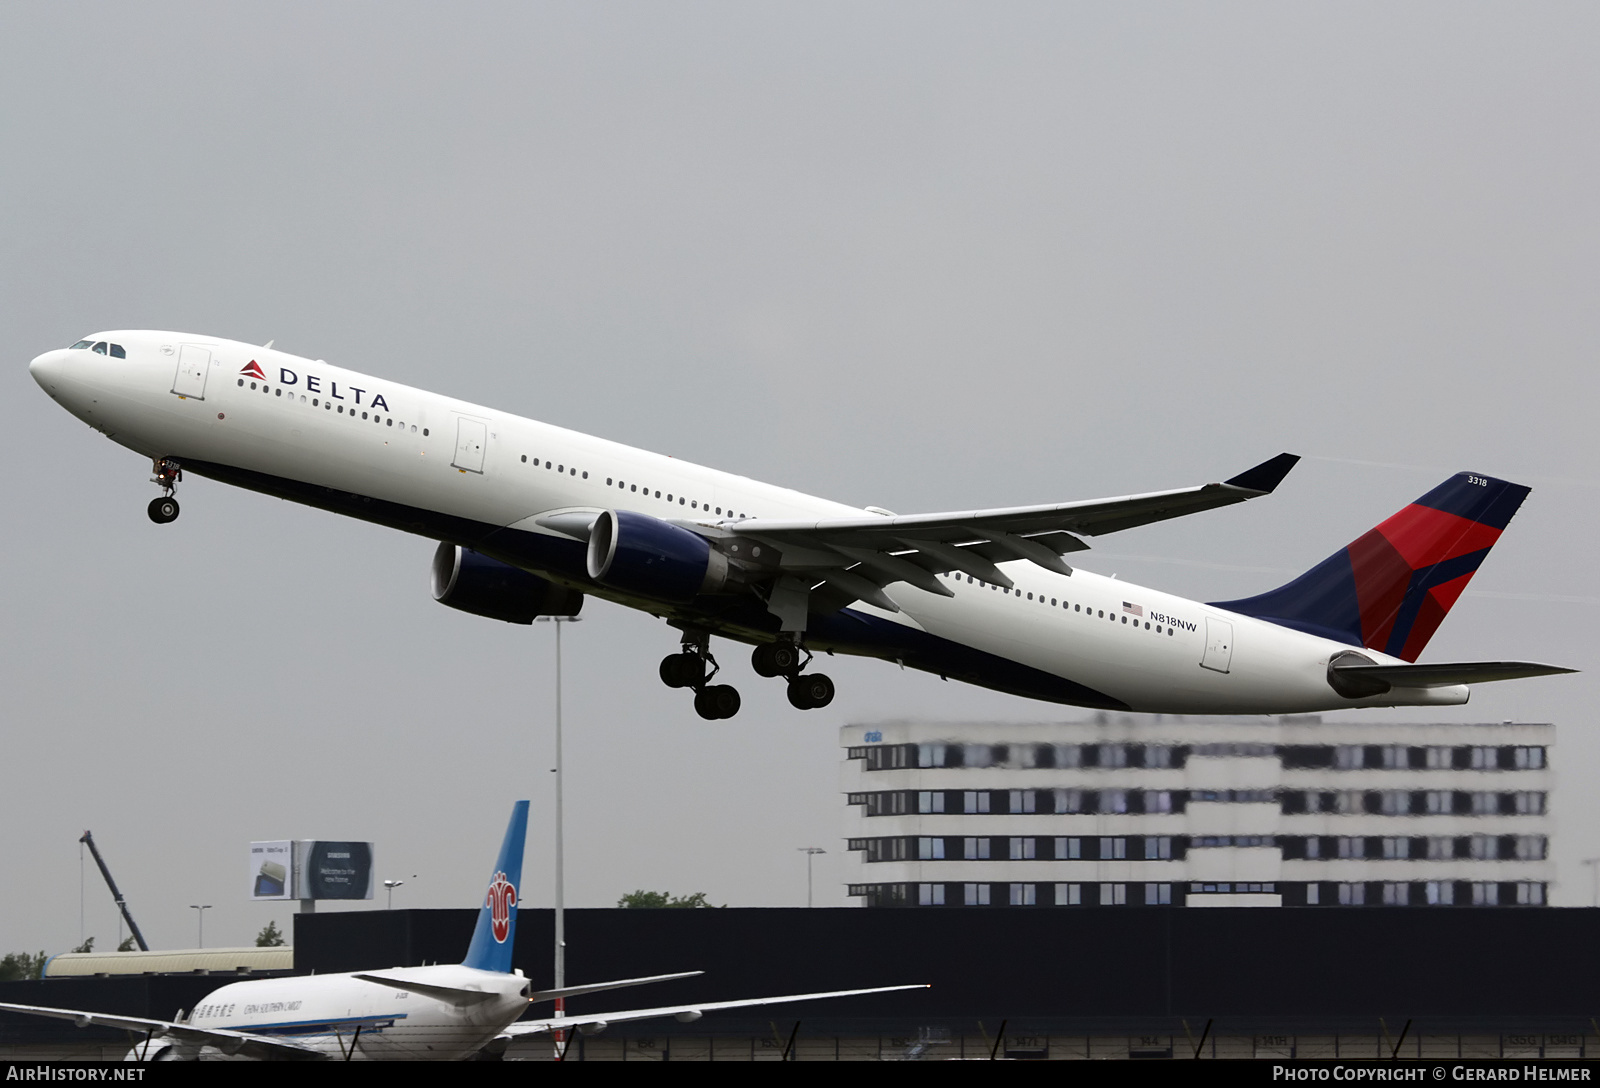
[1224,453,1300,494]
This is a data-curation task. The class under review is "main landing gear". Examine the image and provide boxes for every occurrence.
[751,639,835,711]
[147,458,182,524]
[660,633,741,720]
[660,634,836,718]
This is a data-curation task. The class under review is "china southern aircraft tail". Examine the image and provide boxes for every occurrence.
[1213,472,1531,661]
[461,801,529,973]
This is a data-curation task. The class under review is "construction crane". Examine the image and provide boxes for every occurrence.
[79,830,148,952]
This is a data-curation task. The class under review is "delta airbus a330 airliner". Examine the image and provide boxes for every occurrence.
[0,803,922,1060]
[30,332,1571,718]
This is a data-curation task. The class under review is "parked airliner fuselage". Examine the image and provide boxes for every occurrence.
[172,965,530,1061]
[30,331,1519,716]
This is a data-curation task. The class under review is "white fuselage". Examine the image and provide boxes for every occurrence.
[29,331,1466,715]
[169,965,528,1061]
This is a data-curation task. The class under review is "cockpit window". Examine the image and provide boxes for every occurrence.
[92,342,108,354]
[70,340,92,349]
[109,344,126,358]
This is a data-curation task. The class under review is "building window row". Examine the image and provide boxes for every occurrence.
[846,788,1186,815]
[846,787,1547,817]
[1282,789,1546,816]
[1283,744,1546,771]
[1283,834,1547,861]
[1304,881,1546,907]
[848,742,1546,773]
[849,880,1548,908]
[848,833,1548,863]
[849,742,1181,770]
[848,835,1181,862]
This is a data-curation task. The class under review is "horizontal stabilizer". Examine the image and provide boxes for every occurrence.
[354,974,500,1006]
[1331,659,1576,689]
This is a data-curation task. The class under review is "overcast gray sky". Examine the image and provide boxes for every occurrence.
[1,3,1595,953]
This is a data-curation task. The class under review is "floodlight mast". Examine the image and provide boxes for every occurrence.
[78,830,148,952]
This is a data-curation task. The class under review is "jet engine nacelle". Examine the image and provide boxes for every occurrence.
[585,510,730,603]
[431,543,584,623]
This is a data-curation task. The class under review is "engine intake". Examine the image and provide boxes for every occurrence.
[431,543,584,624]
[586,510,729,603]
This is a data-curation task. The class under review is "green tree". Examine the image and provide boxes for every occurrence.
[0,952,46,981]
[616,890,719,908]
[71,937,94,954]
[117,936,137,952]
[255,921,285,947]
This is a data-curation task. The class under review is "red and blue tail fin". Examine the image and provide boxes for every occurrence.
[1212,473,1530,661]
[461,800,529,973]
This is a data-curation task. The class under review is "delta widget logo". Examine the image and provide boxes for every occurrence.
[240,360,266,381]
[486,871,517,943]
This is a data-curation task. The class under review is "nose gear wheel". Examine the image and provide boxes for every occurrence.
[148,458,183,524]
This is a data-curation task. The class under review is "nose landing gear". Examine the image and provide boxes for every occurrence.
[660,632,741,720]
[752,639,835,711]
[147,459,182,524]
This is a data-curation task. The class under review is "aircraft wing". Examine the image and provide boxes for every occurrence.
[722,453,1298,606]
[0,1001,328,1061]
[498,983,928,1038]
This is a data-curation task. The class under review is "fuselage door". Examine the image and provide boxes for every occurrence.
[452,417,488,474]
[1200,618,1234,673]
[172,345,211,399]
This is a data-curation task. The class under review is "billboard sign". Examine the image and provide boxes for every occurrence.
[249,841,294,900]
[296,841,374,900]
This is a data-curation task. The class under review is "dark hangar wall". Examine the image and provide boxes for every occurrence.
[294,906,1600,1031]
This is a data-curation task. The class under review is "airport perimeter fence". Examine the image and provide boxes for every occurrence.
[3,1027,1596,1062]
[507,1028,1599,1061]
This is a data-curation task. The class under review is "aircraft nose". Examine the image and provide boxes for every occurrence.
[29,349,67,390]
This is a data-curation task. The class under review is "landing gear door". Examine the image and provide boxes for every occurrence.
[452,417,488,473]
[1200,617,1234,674]
[172,345,211,399]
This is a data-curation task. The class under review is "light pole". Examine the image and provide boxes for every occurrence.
[189,904,212,948]
[798,847,826,908]
[536,613,581,1054]
[1583,858,1600,907]
[383,878,413,910]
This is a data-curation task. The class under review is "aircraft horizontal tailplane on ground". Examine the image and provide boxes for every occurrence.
[0,802,925,1060]
[30,333,1573,718]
